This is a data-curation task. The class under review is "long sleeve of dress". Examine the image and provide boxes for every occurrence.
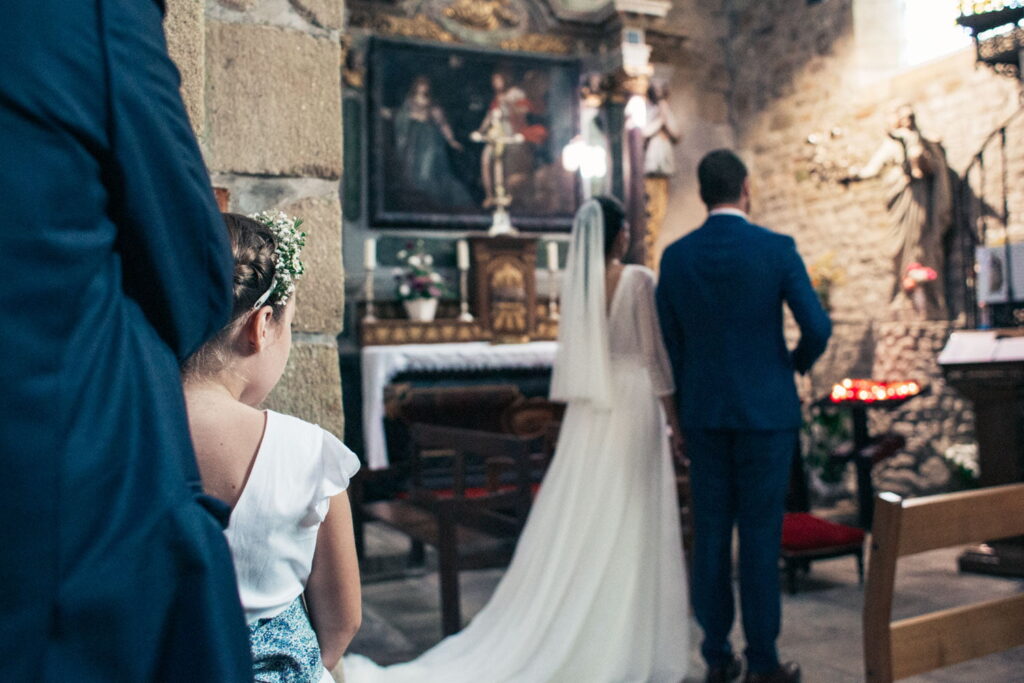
[101,0,233,362]
[633,269,676,397]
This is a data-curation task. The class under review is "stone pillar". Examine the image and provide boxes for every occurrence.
[165,1,347,437]
[164,0,206,137]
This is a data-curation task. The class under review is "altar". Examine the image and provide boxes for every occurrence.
[361,341,558,470]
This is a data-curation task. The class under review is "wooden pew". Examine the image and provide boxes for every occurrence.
[863,483,1024,681]
[362,423,544,636]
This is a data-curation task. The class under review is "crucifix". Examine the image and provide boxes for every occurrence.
[470,107,524,236]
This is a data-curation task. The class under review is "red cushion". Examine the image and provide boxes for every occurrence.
[781,513,865,551]
[396,483,541,500]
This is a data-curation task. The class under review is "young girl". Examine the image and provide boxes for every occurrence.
[184,212,362,682]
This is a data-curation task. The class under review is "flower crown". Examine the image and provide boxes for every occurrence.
[248,210,306,309]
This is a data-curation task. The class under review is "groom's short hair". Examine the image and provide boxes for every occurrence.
[698,149,747,207]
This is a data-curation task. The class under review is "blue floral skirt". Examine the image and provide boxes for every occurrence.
[249,597,325,683]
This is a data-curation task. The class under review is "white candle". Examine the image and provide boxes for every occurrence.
[546,241,559,272]
[364,237,377,270]
[456,239,470,271]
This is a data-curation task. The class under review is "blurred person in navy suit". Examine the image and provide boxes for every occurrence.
[0,1,250,679]
[657,150,831,683]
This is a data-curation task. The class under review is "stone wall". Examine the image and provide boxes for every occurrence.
[685,0,1024,496]
[165,0,346,436]
[869,322,975,495]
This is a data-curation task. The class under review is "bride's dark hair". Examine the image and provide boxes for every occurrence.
[593,195,626,257]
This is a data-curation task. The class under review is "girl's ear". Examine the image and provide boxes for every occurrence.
[245,306,274,353]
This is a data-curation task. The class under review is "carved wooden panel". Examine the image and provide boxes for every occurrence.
[470,236,538,344]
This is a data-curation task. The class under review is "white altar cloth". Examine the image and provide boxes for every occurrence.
[361,341,558,469]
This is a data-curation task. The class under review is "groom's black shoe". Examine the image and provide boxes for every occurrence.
[742,661,801,683]
[705,654,742,683]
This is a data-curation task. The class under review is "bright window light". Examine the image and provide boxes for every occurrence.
[902,0,973,66]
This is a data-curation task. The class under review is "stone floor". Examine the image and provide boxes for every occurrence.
[346,521,1024,682]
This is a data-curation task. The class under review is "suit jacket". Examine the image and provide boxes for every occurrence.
[0,1,250,679]
[656,212,831,431]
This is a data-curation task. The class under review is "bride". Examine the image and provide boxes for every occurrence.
[345,196,689,682]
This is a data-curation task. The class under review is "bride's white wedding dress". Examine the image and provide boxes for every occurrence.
[345,262,689,683]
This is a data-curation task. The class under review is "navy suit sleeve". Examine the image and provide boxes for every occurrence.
[101,0,232,362]
[655,252,684,392]
[780,237,832,374]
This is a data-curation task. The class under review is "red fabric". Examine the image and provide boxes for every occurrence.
[520,124,548,145]
[781,512,864,551]
[397,483,541,500]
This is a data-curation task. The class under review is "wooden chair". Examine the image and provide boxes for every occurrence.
[353,384,525,558]
[779,442,865,594]
[863,483,1024,682]
[361,423,544,636]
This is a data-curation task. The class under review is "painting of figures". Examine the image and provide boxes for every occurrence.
[369,38,580,230]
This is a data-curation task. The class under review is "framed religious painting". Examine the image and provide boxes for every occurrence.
[368,38,580,231]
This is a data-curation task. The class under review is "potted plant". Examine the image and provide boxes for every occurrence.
[395,240,447,322]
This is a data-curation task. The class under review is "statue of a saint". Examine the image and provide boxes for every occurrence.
[642,80,681,269]
[847,104,954,320]
[643,80,681,177]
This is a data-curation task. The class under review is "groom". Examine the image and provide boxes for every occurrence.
[656,150,831,683]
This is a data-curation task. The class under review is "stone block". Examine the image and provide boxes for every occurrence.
[289,0,343,31]
[264,340,344,437]
[164,0,205,137]
[279,194,345,334]
[206,21,342,178]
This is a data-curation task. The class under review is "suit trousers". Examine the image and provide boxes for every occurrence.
[685,428,795,674]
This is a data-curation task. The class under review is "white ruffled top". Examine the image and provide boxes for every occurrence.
[225,410,361,623]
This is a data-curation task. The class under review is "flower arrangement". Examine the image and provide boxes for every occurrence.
[249,210,306,308]
[807,251,844,312]
[802,405,849,485]
[901,262,937,292]
[395,240,447,301]
[943,442,980,489]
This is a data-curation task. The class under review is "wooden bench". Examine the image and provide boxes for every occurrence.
[361,423,544,636]
[863,483,1024,681]
[352,384,528,558]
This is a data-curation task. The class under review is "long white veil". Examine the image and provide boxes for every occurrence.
[549,199,614,410]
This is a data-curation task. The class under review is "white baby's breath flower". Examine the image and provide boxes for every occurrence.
[248,210,306,308]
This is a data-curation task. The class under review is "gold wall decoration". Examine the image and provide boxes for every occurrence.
[360,319,487,346]
[356,300,557,346]
[644,176,669,270]
[353,13,457,43]
[498,34,573,55]
[444,0,523,32]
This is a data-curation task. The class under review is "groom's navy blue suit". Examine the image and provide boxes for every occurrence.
[656,210,831,674]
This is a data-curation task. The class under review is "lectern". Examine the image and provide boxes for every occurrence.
[938,329,1024,577]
